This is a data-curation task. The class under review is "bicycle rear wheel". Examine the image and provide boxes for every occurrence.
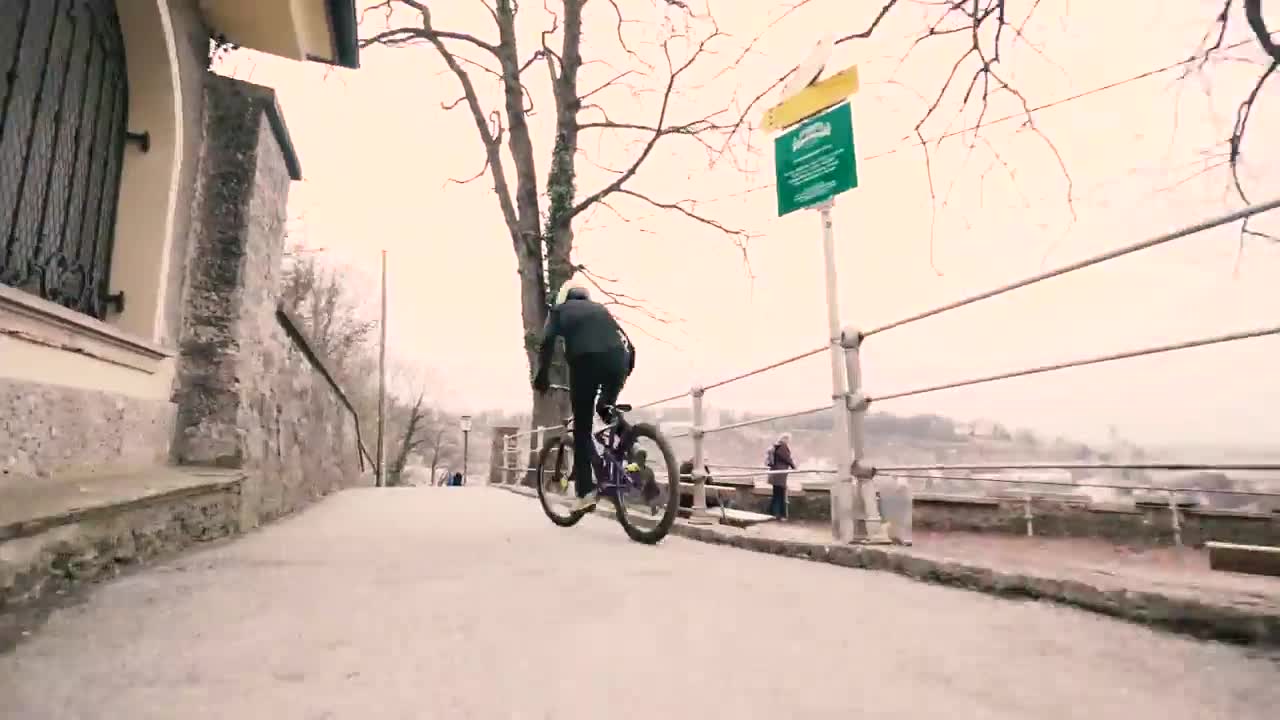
[611,423,680,544]
[535,433,590,527]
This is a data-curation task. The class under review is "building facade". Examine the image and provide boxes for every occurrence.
[1,1,367,514]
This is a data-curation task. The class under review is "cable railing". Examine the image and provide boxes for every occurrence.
[876,472,1280,500]
[497,197,1280,544]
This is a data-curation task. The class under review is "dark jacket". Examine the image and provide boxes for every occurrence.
[535,298,634,383]
[678,459,720,507]
[768,441,796,487]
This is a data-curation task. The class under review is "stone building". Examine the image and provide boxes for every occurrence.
[1,1,370,614]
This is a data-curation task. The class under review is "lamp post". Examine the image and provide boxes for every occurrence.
[460,415,472,486]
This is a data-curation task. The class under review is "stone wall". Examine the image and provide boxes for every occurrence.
[0,381,174,484]
[159,0,213,348]
[0,0,208,486]
[717,485,1280,548]
[172,74,371,527]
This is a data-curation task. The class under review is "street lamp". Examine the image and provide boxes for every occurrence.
[460,415,472,486]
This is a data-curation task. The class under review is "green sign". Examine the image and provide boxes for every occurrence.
[774,101,858,216]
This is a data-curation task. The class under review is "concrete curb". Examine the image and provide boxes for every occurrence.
[489,483,1280,647]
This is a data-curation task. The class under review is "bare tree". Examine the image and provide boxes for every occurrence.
[424,422,460,483]
[380,362,457,485]
[385,390,430,485]
[280,241,379,376]
[360,0,772,430]
[818,0,1278,246]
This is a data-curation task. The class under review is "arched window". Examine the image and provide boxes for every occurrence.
[0,0,130,319]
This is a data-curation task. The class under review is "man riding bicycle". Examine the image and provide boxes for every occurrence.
[531,283,635,513]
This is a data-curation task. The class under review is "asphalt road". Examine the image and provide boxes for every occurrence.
[2,487,1277,719]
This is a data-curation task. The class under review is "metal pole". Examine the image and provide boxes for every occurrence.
[819,201,856,542]
[841,326,887,542]
[376,249,388,487]
[462,430,470,485]
[689,386,714,525]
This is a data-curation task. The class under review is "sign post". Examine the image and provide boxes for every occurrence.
[763,62,888,545]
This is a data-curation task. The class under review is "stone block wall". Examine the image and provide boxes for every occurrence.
[0,381,174,484]
[172,74,371,526]
[718,484,1280,547]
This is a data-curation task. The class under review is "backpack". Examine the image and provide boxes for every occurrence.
[765,444,777,469]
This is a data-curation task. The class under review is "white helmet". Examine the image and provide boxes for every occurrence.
[555,283,590,306]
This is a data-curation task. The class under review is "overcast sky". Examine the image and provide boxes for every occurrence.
[220,0,1279,451]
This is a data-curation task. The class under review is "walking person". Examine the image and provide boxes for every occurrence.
[767,433,796,520]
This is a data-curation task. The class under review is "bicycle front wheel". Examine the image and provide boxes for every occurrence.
[535,433,590,527]
[612,423,681,544]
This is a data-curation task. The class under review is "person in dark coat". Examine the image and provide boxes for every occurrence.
[767,433,797,520]
[678,458,720,509]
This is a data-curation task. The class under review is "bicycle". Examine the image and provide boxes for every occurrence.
[534,384,681,544]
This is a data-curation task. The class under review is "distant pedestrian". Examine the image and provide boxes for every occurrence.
[451,471,463,487]
[767,433,796,520]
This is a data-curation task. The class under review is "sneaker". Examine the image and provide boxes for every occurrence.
[570,493,598,513]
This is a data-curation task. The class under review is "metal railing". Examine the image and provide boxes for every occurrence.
[499,197,1280,544]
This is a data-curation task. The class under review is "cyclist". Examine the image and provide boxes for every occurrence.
[531,283,635,512]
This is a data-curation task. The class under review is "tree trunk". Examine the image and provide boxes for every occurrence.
[524,0,585,448]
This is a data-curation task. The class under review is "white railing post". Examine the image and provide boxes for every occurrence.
[689,385,715,525]
[841,326,888,543]
[505,436,517,485]
[818,199,856,543]
[532,426,546,487]
[1166,489,1183,547]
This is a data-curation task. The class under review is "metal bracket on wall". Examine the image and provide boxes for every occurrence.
[125,130,150,152]
[103,291,125,315]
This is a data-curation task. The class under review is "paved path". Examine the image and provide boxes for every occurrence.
[2,488,1277,719]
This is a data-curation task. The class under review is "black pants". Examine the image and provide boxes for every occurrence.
[769,485,788,519]
[569,347,630,497]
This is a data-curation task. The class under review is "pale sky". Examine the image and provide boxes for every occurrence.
[220,0,1279,450]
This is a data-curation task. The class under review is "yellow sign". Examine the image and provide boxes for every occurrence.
[761,64,860,132]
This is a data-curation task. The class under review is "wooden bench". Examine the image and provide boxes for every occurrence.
[651,477,739,521]
[1207,541,1280,577]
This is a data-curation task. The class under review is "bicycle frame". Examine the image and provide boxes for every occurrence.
[546,384,639,498]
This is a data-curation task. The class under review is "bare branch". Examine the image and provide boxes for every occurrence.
[831,0,1081,258]
[570,31,728,217]
[446,155,491,186]
[1182,0,1280,250]
[1244,0,1280,63]
[368,4,519,234]
[359,25,500,57]
[574,263,681,329]
[833,0,903,43]
[615,188,752,240]
[603,0,655,70]
[579,70,642,101]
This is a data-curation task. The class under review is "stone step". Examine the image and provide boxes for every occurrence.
[1,466,244,620]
